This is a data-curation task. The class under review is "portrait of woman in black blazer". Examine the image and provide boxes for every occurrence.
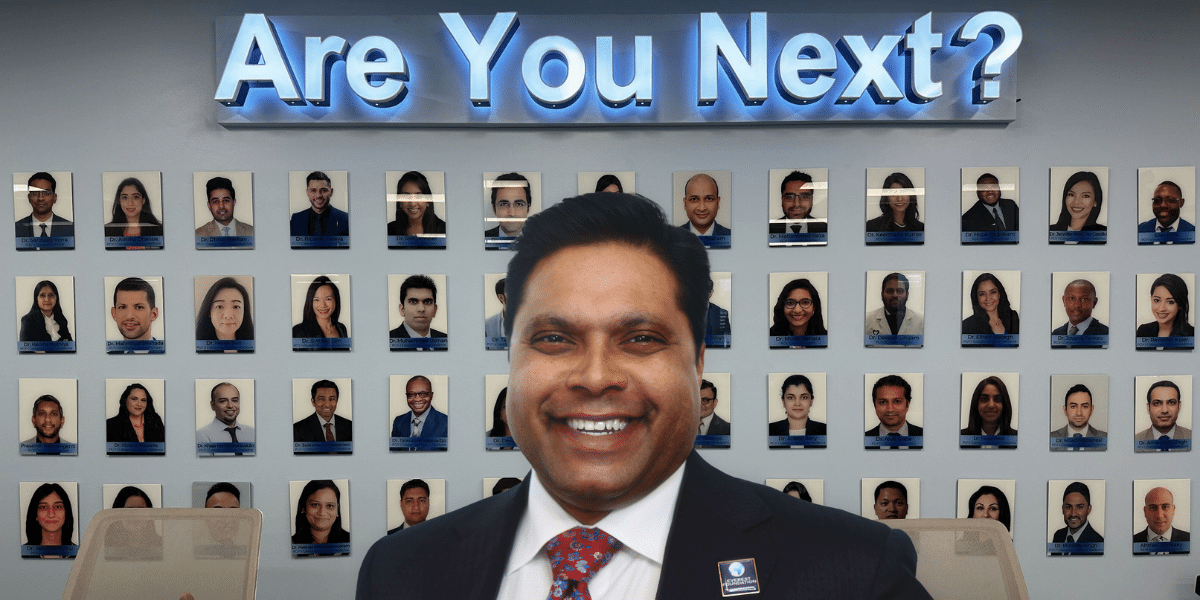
[106,383,166,445]
[1136,273,1195,340]
[866,172,924,233]
[962,273,1020,335]
[768,374,827,440]
[19,280,72,344]
[1049,170,1105,243]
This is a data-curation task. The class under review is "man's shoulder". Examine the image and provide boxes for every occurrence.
[1174,527,1191,541]
[389,325,409,338]
[432,328,447,338]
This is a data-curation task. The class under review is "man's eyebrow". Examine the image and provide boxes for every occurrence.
[523,312,671,331]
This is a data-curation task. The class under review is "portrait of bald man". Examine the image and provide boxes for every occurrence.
[1133,483,1190,555]
[674,171,731,248]
[1050,274,1109,348]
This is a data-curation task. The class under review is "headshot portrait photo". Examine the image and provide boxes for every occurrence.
[194,275,254,353]
[291,274,351,351]
[484,374,516,451]
[1134,375,1192,453]
[706,271,732,349]
[1132,479,1190,555]
[957,479,1016,538]
[765,479,824,505]
[768,272,829,348]
[386,478,446,534]
[694,373,731,449]
[289,170,349,248]
[18,378,78,456]
[14,171,74,250]
[386,170,446,249]
[1049,374,1109,451]
[1135,272,1195,350]
[292,378,353,454]
[102,171,164,250]
[861,478,919,521]
[864,373,924,449]
[483,273,508,350]
[865,167,925,245]
[673,170,732,248]
[768,168,828,247]
[1048,167,1108,245]
[289,479,351,556]
[20,481,79,557]
[1050,271,1110,348]
[961,270,1021,347]
[191,481,253,508]
[15,275,76,353]
[104,275,165,354]
[389,374,448,452]
[1136,166,1195,245]
[767,372,828,449]
[864,270,925,347]
[193,171,254,249]
[388,273,448,351]
[105,379,166,455]
[483,171,541,250]
[960,167,1019,244]
[1047,479,1105,556]
[958,373,1019,449]
[102,482,165,553]
[577,171,635,195]
[195,379,255,457]
[484,476,524,497]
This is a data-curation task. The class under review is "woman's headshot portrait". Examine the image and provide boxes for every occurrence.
[105,380,166,453]
[1136,273,1195,348]
[1049,168,1107,244]
[103,172,164,249]
[958,480,1015,536]
[578,171,635,195]
[768,273,828,347]
[16,276,75,353]
[768,373,827,448]
[291,274,350,351]
[959,374,1019,449]
[21,481,78,556]
[290,479,350,555]
[195,276,254,353]
[865,169,924,244]
[387,171,446,248]
[485,375,517,451]
[765,479,823,504]
[962,271,1021,342]
[102,484,163,551]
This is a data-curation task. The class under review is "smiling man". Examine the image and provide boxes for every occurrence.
[865,272,924,342]
[1051,279,1108,339]
[1135,380,1191,452]
[358,193,929,599]
[961,172,1018,233]
[390,375,448,447]
[196,382,254,454]
[25,395,68,446]
[293,379,352,446]
[866,374,924,449]
[108,277,162,354]
[1050,482,1102,554]
[289,170,349,238]
[195,176,253,238]
[16,172,74,240]
[679,173,729,242]
[769,171,825,235]
[1138,180,1193,242]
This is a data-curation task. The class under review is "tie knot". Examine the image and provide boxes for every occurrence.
[545,527,622,599]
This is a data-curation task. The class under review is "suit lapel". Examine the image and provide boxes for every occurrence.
[451,476,529,596]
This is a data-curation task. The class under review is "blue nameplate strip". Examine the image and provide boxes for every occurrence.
[107,340,165,354]
[106,441,166,455]
[961,231,1018,244]
[197,442,256,455]
[294,441,353,453]
[1049,230,1105,243]
[485,336,509,350]
[698,235,731,249]
[1048,542,1103,555]
[19,442,77,456]
[1051,334,1107,348]
[769,335,828,348]
[197,339,254,352]
[864,334,923,347]
[866,435,922,448]
[196,235,253,248]
[484,237,516,250]
[705,334,731,348]
[1136,336,1194,349]
[105,235,164,249]
[486,436,518,450]
[1050,436,1107,450]
[768,434,827,448]
[866,231,923,244]
[291,542,350,556]
[768,232,827,246]
[1135,438,1191,452]
[293,337,352,350]
[1133,541,1189,554]
[1138,231,1195,245]
[960,434,1018,447]
[694,434,730,447]
[390,437,448,451]
[22,544,77,557]
[18,340,75,353]
[16,236,73,249]
[389,337,448,351]
[961,333,1019,347]
[291,235,349,248]
[388,235,446,248]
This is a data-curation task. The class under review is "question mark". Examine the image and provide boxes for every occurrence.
[951,11,1022,104]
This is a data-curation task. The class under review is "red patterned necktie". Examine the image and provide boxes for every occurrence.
[544,527,623,599]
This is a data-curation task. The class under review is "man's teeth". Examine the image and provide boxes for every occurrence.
[566,418,628,435]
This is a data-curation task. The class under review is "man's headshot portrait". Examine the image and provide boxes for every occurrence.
[694,375,731,449]
[673,170,731,248]
[1137,167,1195,245]
[1132,480,1191,555]
[864,271,925,347]
[386,170,447,248]
[192,481,251,509]
[105,276,164,354]
[1048,480,1104,555]
[358,192,928,598]
[292,378,353,452]
[865,373,924,449]
[194,172,254,248]
[768,168,828,246]
[766,479,824,505]
[390,374,449,451]
[863,479,917,520]
[289,170,349,247]
[195,379,255,456]
[577,171,635,195]
[483,171,539,250]
[19,378,77,455]
[388,274,448,351]
[484,274,508,349]
[1049,374,1109,451]
[960,168,1019,243]
[387,479,446,535]
[15,275,76,353]
[1134,377,1192,452]
[1051,273,1109,348]
[767,372,828,449]
[14,171,74,250]
[705,272,732,348]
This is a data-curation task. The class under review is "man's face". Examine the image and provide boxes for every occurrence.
[31,400,63,442]
[683,175,720,230]
[780,180,812,220]
[976,176,1001,206]
[211,384,241,426]
[493,186,530,236]
[401,488,430,526]
[306,179,333,213]
[1144,487,1175,536]
[874,385,910,430]
[881,277,909,312]
[405,378,433,417]
[205,492,240,509]
[207,188,236,225]
[27,178,57,218]
[110,290,158,341]
[508,242,703,524]
[400,287,438,334]
[1152,183,1184,227]
[874,488,908,520]
[1061,282,1096,326]
[1147,386,1181,432]
[1062,491,1091,531]
[699,387,717,419]
[1063,391,1094,429]
[311,387,338,421]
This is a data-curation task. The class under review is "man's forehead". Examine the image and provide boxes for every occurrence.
[405,287,435,300]
[115,290,150,304]
[685,176,717,195]
[209,189,234,199]
[314,387,338,398]
[29,179,54,192]
[1155,182,1183,197]
[402,489,428,498]
[215,385,239,398]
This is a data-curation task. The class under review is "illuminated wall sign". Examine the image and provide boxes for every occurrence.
[214,12,1021,126]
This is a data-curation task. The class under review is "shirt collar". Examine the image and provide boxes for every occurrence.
[1157,218,1180,232]
[1068,316,1094,333]
[402,322,431,338]
[880,421,909,436]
